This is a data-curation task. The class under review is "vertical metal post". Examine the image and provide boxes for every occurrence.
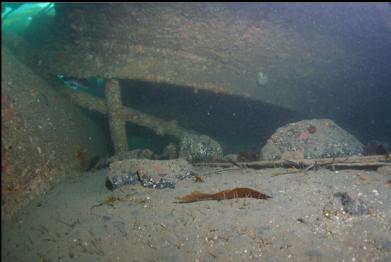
[105,79,128,154]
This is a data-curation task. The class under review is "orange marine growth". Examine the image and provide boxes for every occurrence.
[307,124,317,134]
[176,187,271,203]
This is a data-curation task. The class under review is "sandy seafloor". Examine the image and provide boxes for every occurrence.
[2,165,391,262]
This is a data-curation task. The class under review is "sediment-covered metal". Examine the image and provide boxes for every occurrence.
[1,47,108,220]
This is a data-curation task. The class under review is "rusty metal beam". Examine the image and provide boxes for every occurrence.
[63,84,193,140]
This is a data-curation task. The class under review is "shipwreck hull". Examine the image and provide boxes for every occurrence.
[23,3,360,114]
[9,2,391,149]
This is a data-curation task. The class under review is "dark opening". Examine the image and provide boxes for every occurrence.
[120,79,303,153]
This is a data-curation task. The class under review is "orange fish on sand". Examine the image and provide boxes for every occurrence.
[176,187,271,203]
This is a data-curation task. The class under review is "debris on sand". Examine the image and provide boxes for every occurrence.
[176,187,271,203]
[334,192,371,216]
[364,141,390,159]
[194,175,204,183]
[91,195,121,209]
[237,150,259,162]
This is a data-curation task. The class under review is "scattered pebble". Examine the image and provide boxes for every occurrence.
[371,189,379,196]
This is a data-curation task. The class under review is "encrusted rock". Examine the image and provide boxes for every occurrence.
[260,119,364,160]
[179,133,223,162]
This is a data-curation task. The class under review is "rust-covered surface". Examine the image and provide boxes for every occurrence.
[22,2,373,114]
[1,47,108,220]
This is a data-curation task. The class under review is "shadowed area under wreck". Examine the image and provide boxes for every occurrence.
[120,80,303,153]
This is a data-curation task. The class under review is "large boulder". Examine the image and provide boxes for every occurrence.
[260,119,364,160]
